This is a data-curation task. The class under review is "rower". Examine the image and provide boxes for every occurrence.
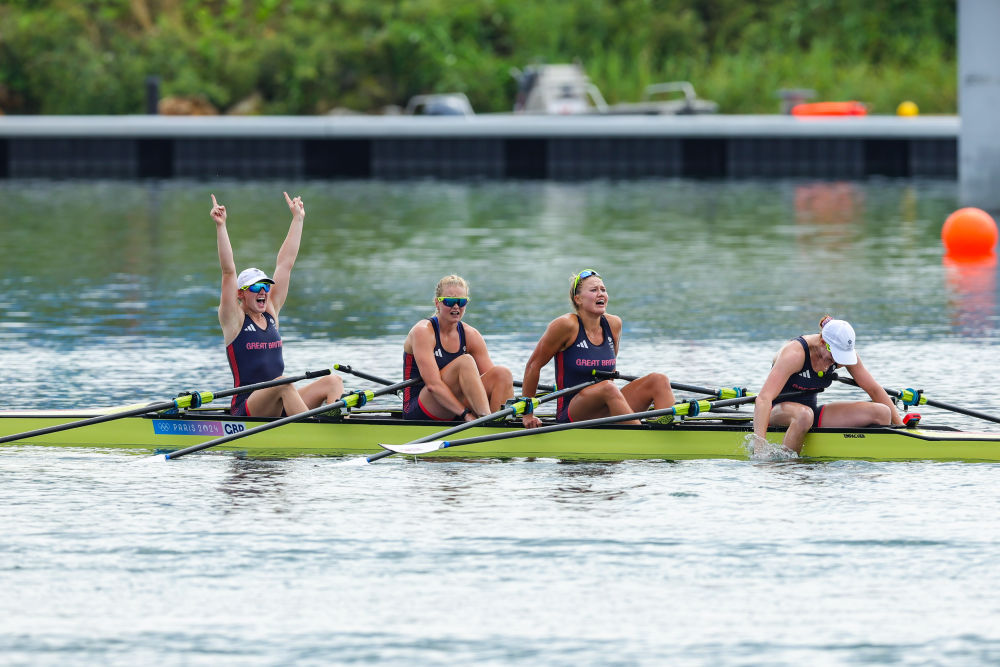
[752,315,903,454]
[212,193,343,417]
[519,269,674,428]
[401,275,513,421]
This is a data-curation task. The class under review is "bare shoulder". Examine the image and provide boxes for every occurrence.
[605,313,623,333]
[461,321,486,343]
[404,318,433,350]
[771,338,806,373]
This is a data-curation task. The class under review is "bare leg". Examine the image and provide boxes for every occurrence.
[568,380,638,424]
[766,402,815,453]
[298,374,345,410]
[621,372,675,412]
[481,365,514,412]
[415,354,491,419]
[818,401,891,428]
[245,381,308,417]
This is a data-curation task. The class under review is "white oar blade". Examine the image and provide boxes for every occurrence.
[379,441,446,455]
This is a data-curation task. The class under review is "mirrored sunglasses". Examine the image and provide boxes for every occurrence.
[242,282,271,293]
[572,269,601,293]
[437,296,469,308]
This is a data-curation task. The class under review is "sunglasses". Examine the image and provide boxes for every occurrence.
[437,296,469,308]
[241,282,271,293]
[572,269,601,293]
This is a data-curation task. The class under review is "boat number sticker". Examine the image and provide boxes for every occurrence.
[152,420,247,437]
[842,433,866,438]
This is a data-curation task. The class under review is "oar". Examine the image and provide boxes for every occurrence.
[334,362,557,395]
[515,380,556,392]
[379,391,811,457]
[0,368,335,445]
[360,376,602,464]
[593,370,750,399]
[835,376,1000,425]
[161,377,419,460]
[332,363,396,387]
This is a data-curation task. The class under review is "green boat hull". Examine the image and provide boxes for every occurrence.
[3,409,1000,462]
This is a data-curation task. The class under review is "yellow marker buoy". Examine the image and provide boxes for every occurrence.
[896,101,919,116]
[942,207,998,260]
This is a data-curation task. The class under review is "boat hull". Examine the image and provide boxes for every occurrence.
[3,410,1000,462]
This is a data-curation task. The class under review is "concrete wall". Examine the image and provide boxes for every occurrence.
[959,0,1000,211]
[0,115,958,180]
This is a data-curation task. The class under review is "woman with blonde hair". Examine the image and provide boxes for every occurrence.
[402,275,513,421]
[519,269,674,428]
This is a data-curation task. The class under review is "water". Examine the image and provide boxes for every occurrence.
[2,179,1000,664]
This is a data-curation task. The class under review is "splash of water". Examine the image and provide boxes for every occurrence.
[742,433,798,461]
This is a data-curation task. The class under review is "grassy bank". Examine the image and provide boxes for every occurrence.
[0,0,955,115]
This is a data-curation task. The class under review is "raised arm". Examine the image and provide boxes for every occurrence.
[213,194,242,341]
[269,191,305,314]
[846,357,904,426]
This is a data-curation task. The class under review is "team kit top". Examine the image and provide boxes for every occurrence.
[554,315,617,422]
[226,313,284,416]
[402,316,468,420]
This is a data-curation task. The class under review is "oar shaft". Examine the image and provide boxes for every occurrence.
[836,376,1000,425]
[592,370,736,397]
[365,377,599,463]
[0,368,333,445]
[434,391,801,450]
[514,380,555,392]
[332,364,395,387]
[165,377,418,460]
[333,365,558,394]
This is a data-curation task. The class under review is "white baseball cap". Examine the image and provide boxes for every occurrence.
[822,319,857,365]
[237,267,275,290]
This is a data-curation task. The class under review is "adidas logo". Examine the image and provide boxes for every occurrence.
[576,340,589,349]
[434,348,443,357]
[245,324,256,332]
[799,370,811,379]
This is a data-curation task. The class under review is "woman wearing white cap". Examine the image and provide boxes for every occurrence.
[212,192,343,417]
[752,315,903,454]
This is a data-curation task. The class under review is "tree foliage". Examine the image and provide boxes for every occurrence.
[0,0,957,114]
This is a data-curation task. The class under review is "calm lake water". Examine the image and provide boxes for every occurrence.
[2,178,1000,665]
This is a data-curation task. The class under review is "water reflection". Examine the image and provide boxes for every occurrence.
[217,458,289,512]
[943,255,998,337]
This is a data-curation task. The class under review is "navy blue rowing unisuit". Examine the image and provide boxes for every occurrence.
[774,336,835,427]
[226,313,284,416]
[554,315,616,422]
[402,316,467,420]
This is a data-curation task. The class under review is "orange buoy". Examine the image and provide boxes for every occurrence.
[942,207,998,260]
[791,101,867,116]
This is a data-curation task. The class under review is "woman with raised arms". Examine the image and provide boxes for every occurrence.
[213,192,343,417]
[520,269,674,428]
[752,315,903,454]
[402,275,514,421]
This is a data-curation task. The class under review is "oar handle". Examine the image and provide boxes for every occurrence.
[835,376,1000,425]
[165,377,419,460]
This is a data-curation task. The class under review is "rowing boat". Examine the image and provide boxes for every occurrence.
[3,406,1000,462]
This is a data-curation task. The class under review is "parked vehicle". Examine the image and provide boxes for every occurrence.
[511,63,717,115]
[404,93,474,116]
